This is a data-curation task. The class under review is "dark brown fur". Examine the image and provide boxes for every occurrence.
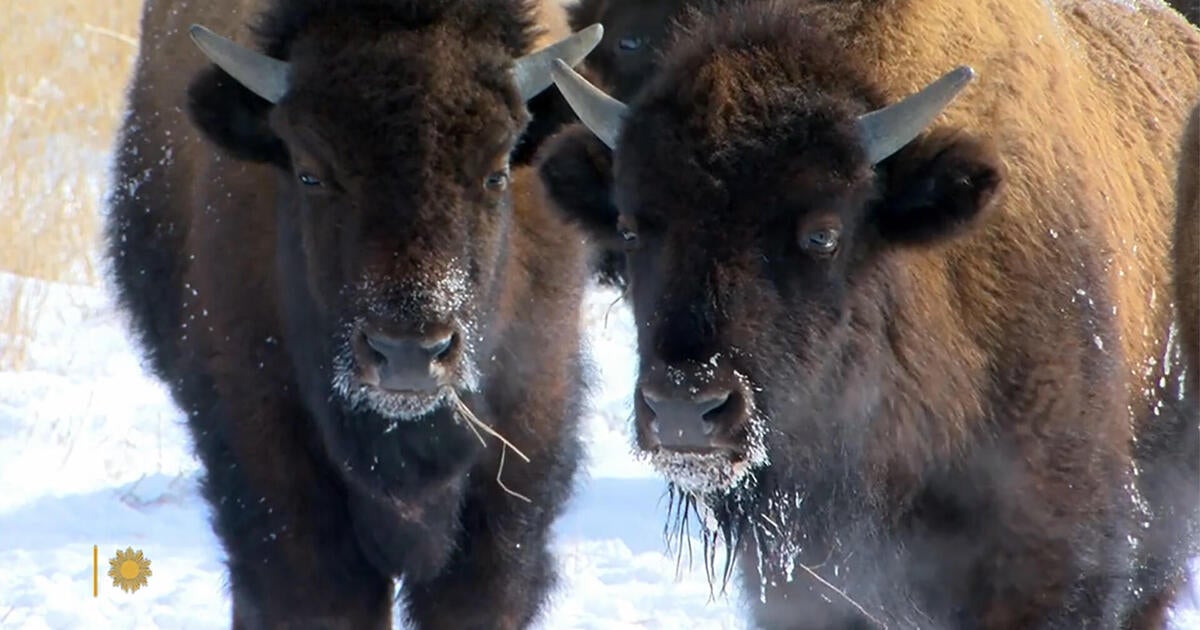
[1169,0,1199,25]
[556,0,741,286]
[539,1,1200,627]
[1176,101,1200,400]
[104,0,592,627]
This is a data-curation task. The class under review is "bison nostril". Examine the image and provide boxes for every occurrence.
[424,333,455,361]
[640,388,740,449]
[697,392,731,419]
[363,332,389,366]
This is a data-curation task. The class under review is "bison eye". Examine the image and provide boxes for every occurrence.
[619,227,638,246]
[483,169,509,192]
[801,227,840,256]
[297,172,322,187]
[618,36,643,51]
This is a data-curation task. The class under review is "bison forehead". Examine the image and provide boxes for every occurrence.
[283,28,528,164]
[615,100,873,230]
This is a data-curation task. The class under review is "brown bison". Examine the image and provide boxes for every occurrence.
[102,0,604,627]
[540,0,1200,627]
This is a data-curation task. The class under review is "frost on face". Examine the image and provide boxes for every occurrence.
[642,369,770,497]
[330,260,482,422]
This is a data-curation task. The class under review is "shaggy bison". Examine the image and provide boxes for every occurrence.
[541,0,1200,627]
[103,0,603,627]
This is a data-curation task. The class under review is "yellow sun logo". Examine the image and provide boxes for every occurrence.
[107,547,152,593]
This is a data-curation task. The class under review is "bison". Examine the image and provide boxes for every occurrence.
[540,0,1200,627]
[102,0,604,627]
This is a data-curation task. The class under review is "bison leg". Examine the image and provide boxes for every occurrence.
[187,389,393,629]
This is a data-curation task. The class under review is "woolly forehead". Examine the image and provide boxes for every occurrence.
[613,88,877,226]
[278,26,531,163]
[613,25,885,205]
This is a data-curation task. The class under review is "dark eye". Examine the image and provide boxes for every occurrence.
[298,172,322,187]
[618,36,643,51]
[620,227,639,245]
[801,227,840,256]
[484,169,509,192]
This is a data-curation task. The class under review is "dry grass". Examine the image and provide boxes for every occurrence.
[0,0,141,368]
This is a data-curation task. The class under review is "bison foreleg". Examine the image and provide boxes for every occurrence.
[191,394,393,630]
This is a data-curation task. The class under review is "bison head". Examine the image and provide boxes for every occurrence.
[540,29,1003,500]
[568,0,699,101]
[185,10,600,422]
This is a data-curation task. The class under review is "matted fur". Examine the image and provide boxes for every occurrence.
[538,0,1200,627]
[104,0,591,627]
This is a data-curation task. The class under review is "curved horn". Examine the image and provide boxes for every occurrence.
[857,66,975,164]
[189,24,291,104]
[550,58,628,149]
[513,23,604,102]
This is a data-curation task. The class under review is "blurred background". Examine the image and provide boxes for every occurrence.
[3,0,139,368]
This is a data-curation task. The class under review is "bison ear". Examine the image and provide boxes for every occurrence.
[536,124,626,286]
[186,65,289,167]
[874,129,1003,247]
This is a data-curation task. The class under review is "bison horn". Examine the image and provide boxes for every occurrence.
[857,66,975,164]
[512,24,605,102]
[188,24,291,104]
[549,58,628,149]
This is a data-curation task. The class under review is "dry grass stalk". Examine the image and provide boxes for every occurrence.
[757,513,887,629]
[446,389,534,503]
[603,285,628,330]
[794,562,888,629]
[1,0,141,368]
[447,390,532,463]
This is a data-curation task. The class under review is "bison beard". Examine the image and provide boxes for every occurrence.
[103,0,601,627]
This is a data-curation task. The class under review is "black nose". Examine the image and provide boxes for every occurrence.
[641,389,733,450]
[357,329,456,392]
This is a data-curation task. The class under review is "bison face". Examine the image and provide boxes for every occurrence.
[542,61,1002,498]
[185,21,600,421]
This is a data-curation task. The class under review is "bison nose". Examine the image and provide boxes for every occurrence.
[357,329,456,392]
[641,389,734,450]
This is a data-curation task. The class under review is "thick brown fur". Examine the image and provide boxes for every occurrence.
[558,0,752,286]
[539,0,1200,627]
[1176,101,1200,399]
[103,0,593,627]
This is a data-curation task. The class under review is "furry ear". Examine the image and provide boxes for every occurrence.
[536,124,626,286]
[874,129,1003,246]
[186,65,289,167]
